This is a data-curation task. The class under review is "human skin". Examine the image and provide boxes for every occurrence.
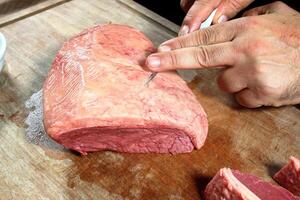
[145,2,300,108]
[179,0,254,35]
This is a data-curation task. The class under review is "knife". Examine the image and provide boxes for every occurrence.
[144,72,157,86]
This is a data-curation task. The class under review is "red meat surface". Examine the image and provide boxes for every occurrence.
[205,168,300,200]
[43,24,208,154]
[274,156,300,196]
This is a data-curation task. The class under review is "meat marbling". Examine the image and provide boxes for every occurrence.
[274,156,300,196]
[205,168,300,200]
[43,24,208,154]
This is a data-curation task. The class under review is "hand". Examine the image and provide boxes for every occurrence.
[179,0,254,36]
[146,2,300,108]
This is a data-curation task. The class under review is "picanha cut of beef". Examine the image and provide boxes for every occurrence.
[274,156,300,196]
[205,168,300,200]
[43,24,208,154]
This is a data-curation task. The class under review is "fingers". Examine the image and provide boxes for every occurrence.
[213,0,254,23]
[159,21,239,51]
[146,42,236,71]
[217,68,247,93]
[235,89,263,108]
[243,1,297,16]
[179,0,254,35]
[179,0,221,36]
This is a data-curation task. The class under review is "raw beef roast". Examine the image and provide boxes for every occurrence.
[274,156,300,196]
[205,168,300,200]
[43,24,208,154]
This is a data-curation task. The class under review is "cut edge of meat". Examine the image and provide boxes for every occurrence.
[47,117,207,155]
[53,125,195,155]
[47,115,208,155]
[205,168,300,200]
[205,168,260,200]
[274,156,300,196]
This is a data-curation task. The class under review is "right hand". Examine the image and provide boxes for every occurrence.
[179,0,254,36]
[147,2,300,108]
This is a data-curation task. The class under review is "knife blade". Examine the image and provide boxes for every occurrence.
[144,72,158,87]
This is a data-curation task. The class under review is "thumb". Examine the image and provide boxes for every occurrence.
[213,0,254,23]
[235,89,263,108]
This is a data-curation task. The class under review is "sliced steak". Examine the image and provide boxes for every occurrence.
[43,24,208,154]
[205,168,300,200]
[274,156,300,196]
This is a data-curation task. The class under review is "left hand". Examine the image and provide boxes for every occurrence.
[179,0,254,35]
[145,2,300,108]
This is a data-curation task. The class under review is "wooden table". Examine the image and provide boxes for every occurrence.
[0,0,299,199]
[0,0,69,27]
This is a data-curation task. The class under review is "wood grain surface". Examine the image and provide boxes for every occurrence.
[0,0,69,27]
[0,0,299,199]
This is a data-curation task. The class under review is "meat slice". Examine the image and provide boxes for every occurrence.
[43,24,208,154]
[274,156,300,196]
[205,168,300,200]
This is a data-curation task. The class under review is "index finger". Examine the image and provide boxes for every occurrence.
[160,19,240,52]
[146,42,237,72]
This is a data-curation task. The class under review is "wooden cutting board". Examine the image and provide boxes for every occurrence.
[0,0,69,27]
[0,0,299,199]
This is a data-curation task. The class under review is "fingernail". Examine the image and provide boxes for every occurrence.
[217,15,228,24]
[178,25,189,36]
[158,45,171,52]
[146,56,160,68]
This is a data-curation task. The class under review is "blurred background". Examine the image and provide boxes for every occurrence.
[0,0,299,26]
[0,0,46,15]
[134,0,300,25]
